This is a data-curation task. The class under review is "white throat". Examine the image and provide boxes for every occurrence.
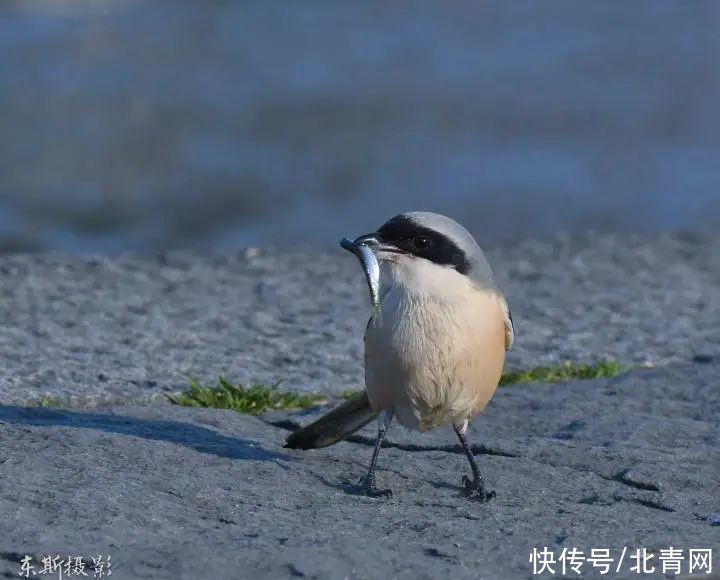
[379,255,474,302]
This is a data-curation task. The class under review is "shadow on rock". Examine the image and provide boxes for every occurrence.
[0,406,288,462]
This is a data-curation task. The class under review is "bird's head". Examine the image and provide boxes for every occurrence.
[351,211,495,289]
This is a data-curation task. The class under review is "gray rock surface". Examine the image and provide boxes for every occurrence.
[0,363,717,579]
[0,231,719,406]
[0,236,718,579]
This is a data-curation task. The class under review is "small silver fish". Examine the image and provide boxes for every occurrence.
[340,237,380,310]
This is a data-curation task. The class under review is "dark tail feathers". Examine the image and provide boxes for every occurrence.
[284,391,377,449]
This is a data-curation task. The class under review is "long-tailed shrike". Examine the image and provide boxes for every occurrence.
[285,212,514,501]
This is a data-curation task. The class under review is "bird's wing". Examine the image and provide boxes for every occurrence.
[501,296,514,351]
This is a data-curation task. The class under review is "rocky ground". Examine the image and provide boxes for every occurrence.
[0,232,718,579]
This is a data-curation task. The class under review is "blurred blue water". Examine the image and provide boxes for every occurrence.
[0,0,718,252]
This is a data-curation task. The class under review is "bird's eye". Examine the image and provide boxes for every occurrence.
[412,235,431,250]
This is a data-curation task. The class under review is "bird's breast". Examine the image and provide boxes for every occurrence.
[364,283,506,431]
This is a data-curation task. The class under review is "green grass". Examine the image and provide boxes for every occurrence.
[499,360,627,386]
[170,361,630,415]
[167,377,326,415]
[31,396,66,408]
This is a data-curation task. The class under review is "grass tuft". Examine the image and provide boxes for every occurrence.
[169,361,630,415]
[167,377,326,415]
[499,360,626,386]
[30,396,65,408]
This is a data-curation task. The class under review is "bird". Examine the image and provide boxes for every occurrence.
[285,211,514,501]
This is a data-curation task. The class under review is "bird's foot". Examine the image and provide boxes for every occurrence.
[461,475,495,502]
[358,476,392,499]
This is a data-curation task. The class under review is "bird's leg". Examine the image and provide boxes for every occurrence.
[359,409,393,498]
[454,421,495,502]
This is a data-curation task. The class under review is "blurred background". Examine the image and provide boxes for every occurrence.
[1,0,718,253]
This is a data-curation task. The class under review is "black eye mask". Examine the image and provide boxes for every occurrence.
[376,215,470,275]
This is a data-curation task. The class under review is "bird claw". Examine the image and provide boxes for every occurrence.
[461,475,495,502]
[358,477,392,499]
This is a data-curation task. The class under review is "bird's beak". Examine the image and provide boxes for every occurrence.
[352,234,380,249]
[351,233,404,255]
